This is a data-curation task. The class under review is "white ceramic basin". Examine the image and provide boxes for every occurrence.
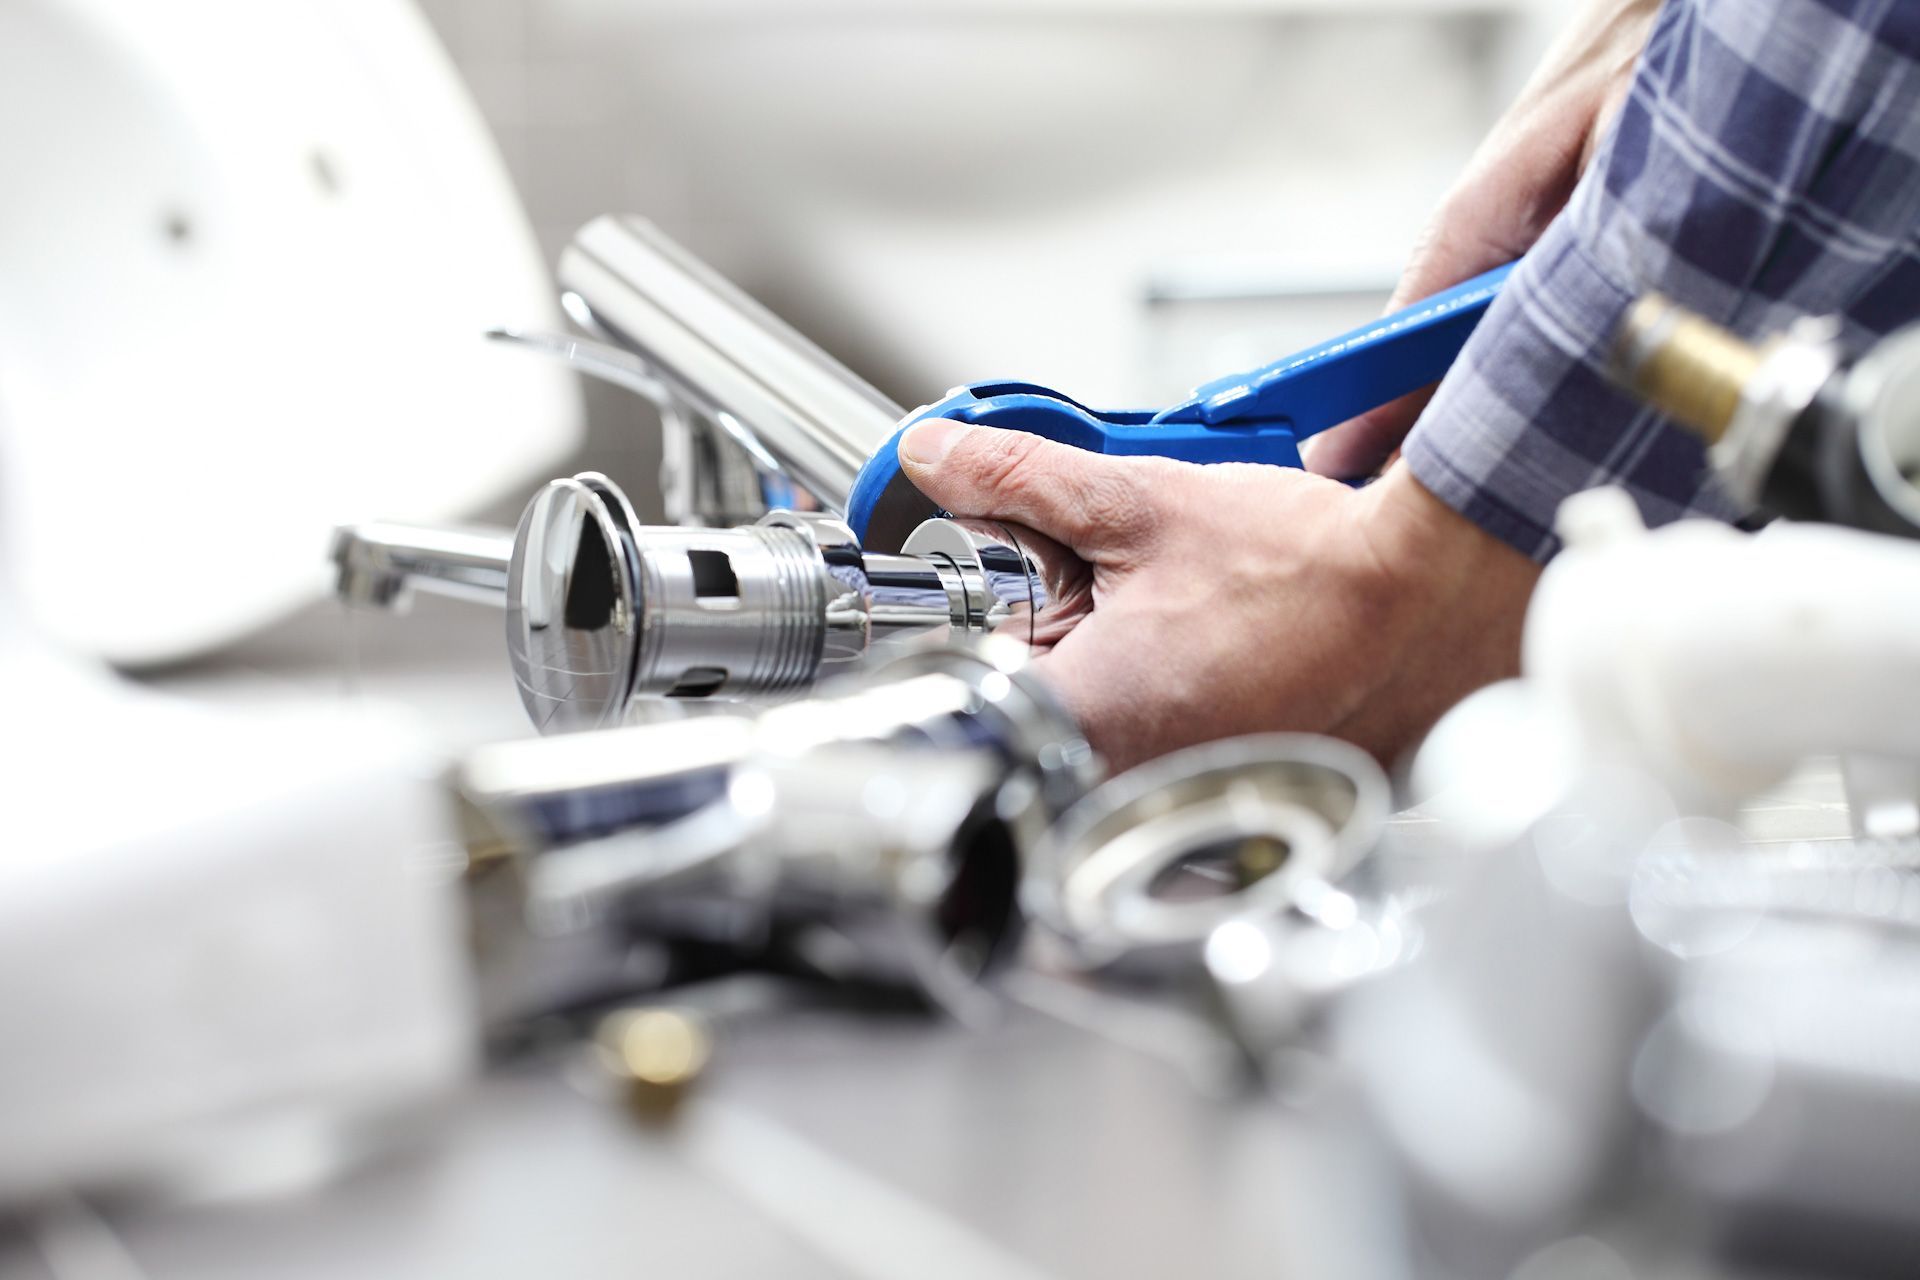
[0,0,582,664]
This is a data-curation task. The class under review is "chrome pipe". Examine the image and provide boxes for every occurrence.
[556,215,904,511]
[456,643,1098,1013]
[474,744,1027,1011]
[466,643,1094,849]
[330,522,514,610]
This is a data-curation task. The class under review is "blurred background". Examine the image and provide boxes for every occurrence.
[419,0,1577,523]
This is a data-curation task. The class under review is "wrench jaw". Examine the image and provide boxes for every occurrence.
[846,394,965,553]
[858,466,944,555]
[847,262,1518,550]
[846,378,1313,552]
[846,382,1114,552]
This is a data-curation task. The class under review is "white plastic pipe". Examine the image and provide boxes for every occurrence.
[1526,487,1920,803]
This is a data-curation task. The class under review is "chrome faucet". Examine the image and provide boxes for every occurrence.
[488,214,904,525]
[553,213,903,513]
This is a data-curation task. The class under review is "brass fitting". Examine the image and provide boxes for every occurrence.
[594,1006,713,1123]
[1612,294,1766,444]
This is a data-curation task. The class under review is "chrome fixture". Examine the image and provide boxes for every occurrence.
[329,522,514,610]
[335,471,1086,735]
[492,215,904,520]
[336,216,980,726]
[1028,734,1392,974]
[456,641,1098,1015]
[502,473,1072,733]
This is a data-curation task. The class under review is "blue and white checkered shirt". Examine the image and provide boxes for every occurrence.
[1405,0,1920,560]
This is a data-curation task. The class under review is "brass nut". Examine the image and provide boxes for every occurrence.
[593,1007,714,1123]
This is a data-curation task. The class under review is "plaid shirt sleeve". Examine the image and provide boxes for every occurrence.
[1403,0,1920,560]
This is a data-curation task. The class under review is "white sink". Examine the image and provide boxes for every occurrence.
[0,0,582,664]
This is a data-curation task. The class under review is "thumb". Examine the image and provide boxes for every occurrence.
[898,418,1153,553]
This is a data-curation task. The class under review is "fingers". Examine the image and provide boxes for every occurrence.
[1300,388,1435,479]
[898,418,1156,554]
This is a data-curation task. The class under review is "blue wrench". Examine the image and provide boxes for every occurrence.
[845,262,1514,551]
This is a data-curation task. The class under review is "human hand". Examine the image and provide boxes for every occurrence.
[1302,0,1660,480]
[900,419,1541,771]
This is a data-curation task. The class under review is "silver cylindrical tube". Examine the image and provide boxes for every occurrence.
[558,214,904,510]
[466,642,1093,848]
[502,474,1079,734]
[456,643,1097,1011]
[562,746,1030,1005]
[330,522,514,610]
[625,522,831,701]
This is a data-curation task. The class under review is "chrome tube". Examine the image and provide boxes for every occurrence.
[503,473,1083,734]
[474,744,1027,1011]
[330,522,514,610]
[456,643,1098,1013]
[556,215,904,511]
[465,642,1094,848]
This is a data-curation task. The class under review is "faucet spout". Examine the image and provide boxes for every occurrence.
[556,215,904,512]
[330,521,515,611]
